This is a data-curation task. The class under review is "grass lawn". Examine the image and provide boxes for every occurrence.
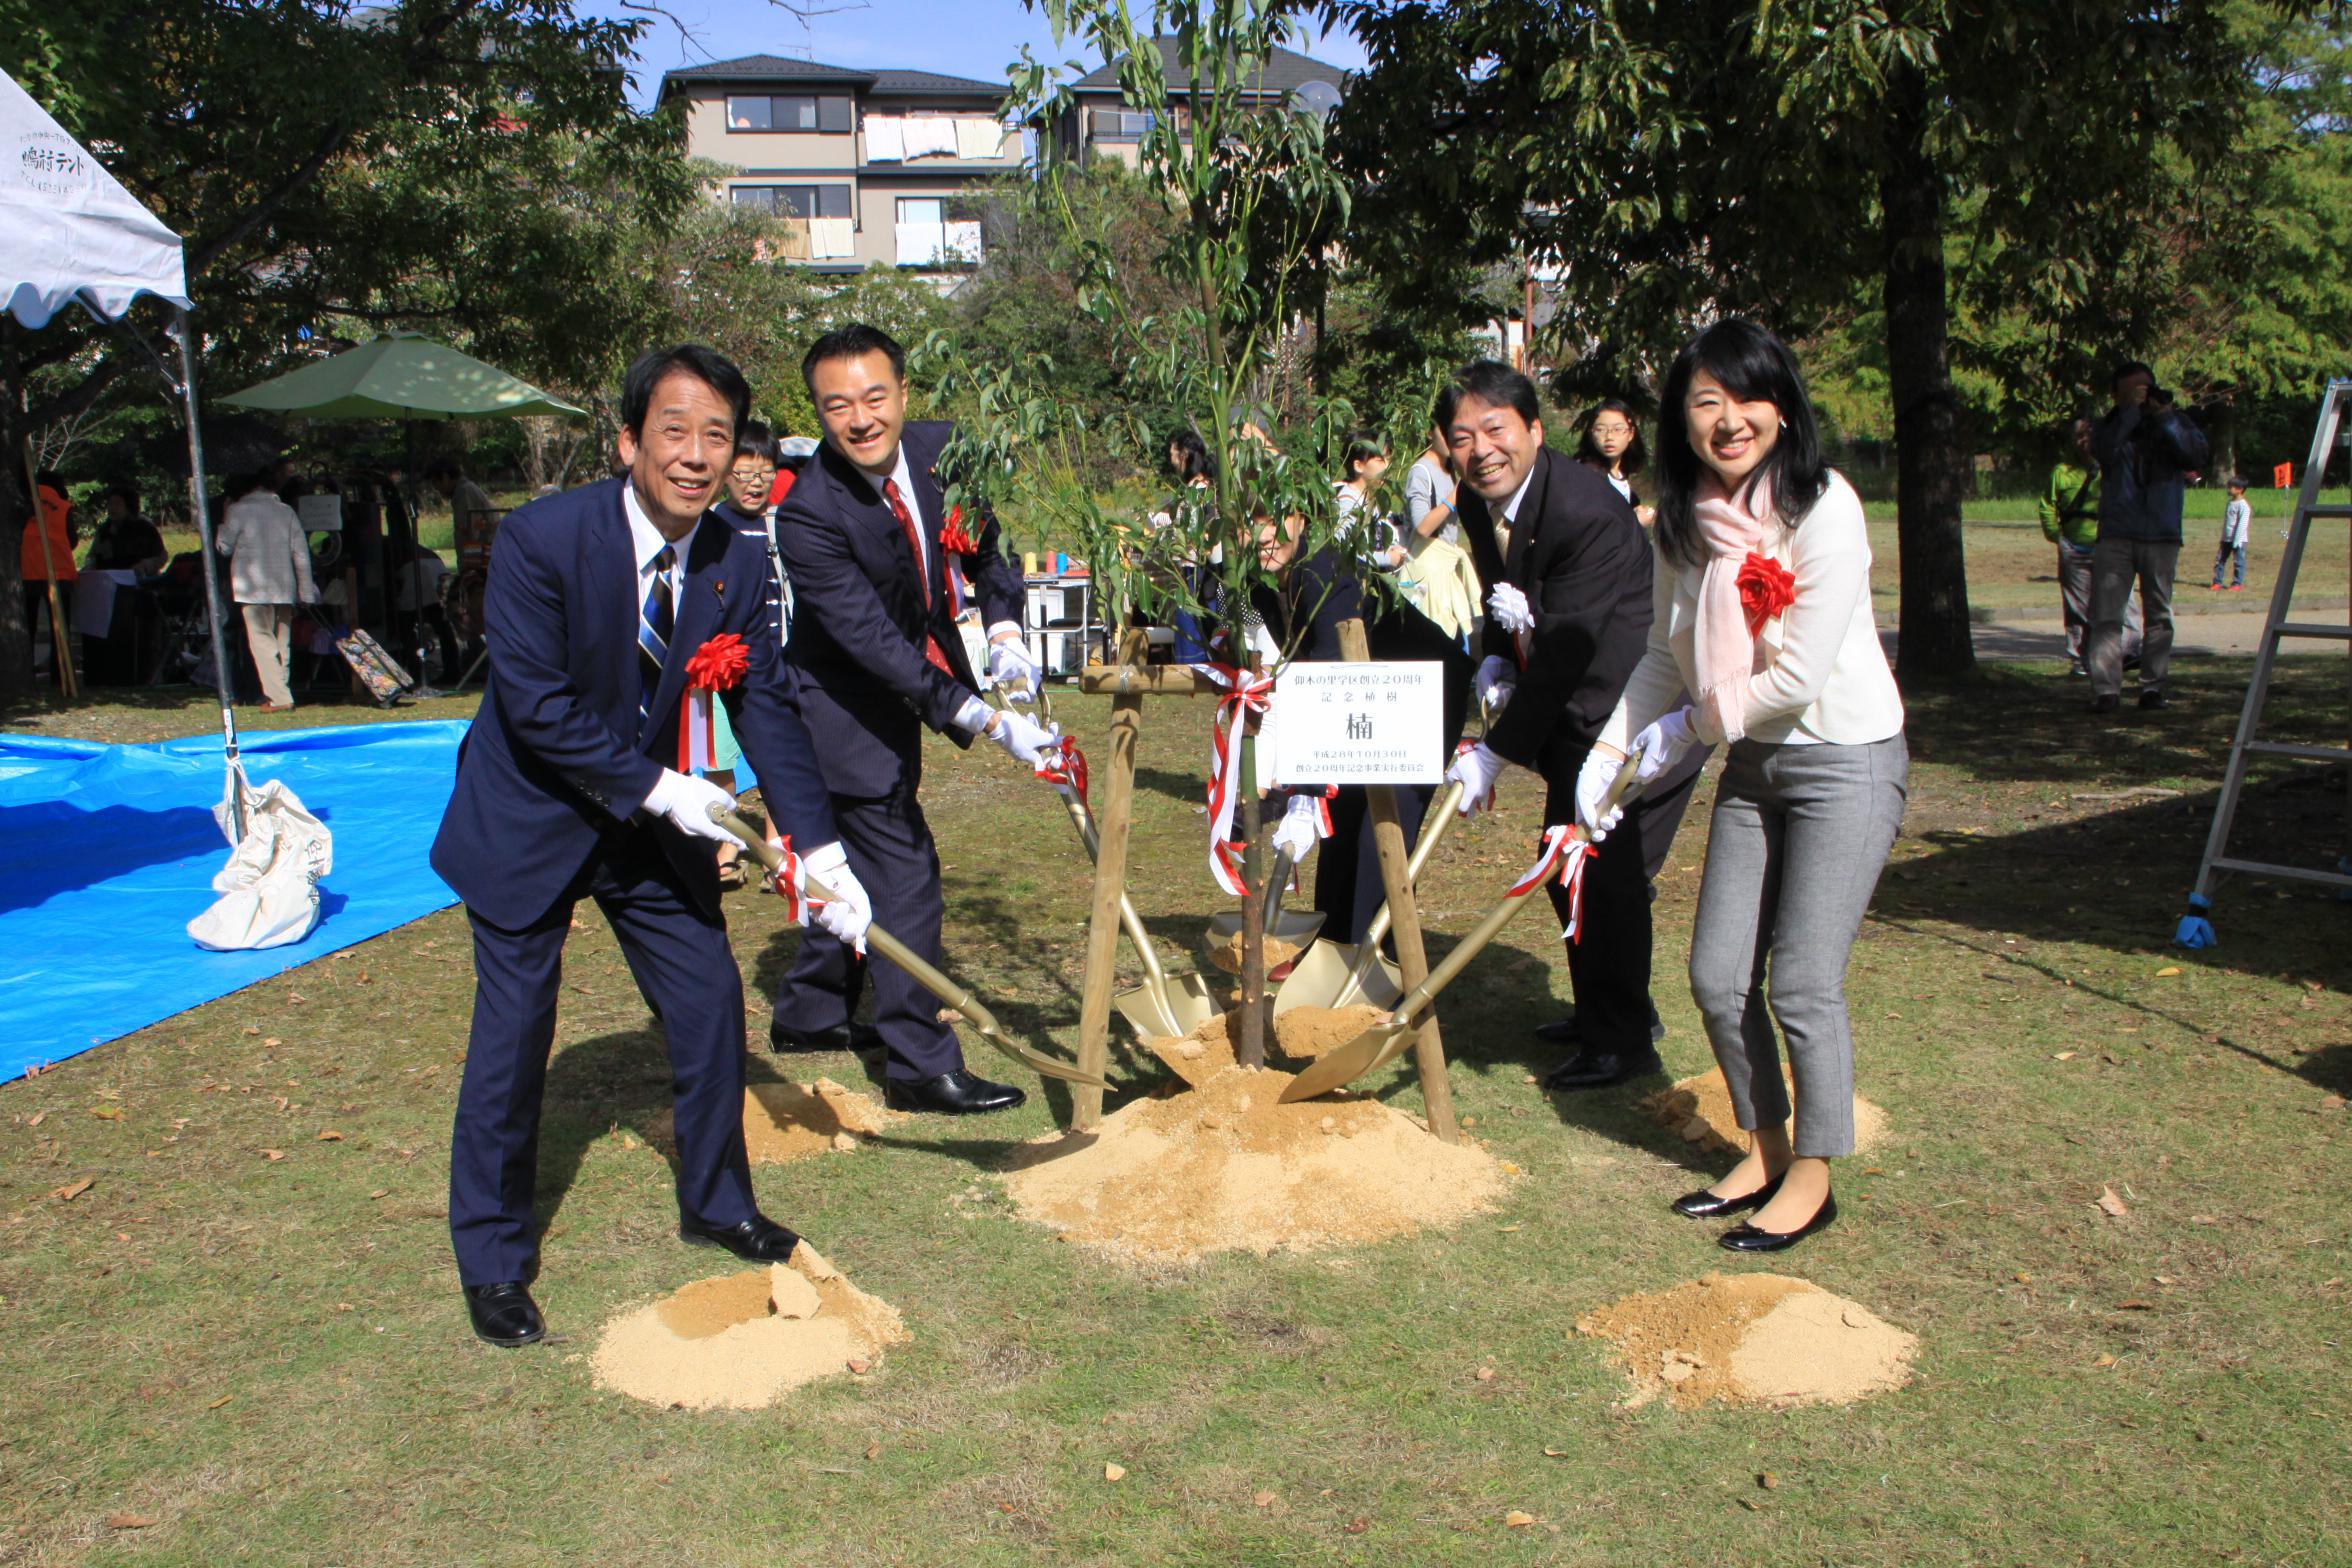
[4,655,2351,1567]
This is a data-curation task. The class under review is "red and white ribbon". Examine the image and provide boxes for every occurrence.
[679,634,750,773]
[680,690,718,771]
[1034,733,1089,804]
[1507,823,1597,943]
[767,832,809,925]
[1192,661,1277,896]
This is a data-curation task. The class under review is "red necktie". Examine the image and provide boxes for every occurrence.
[883,476,954,675]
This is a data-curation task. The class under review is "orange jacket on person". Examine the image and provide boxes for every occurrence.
[22,484,77,583]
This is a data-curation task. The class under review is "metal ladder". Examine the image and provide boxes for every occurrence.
[2176,377,2352,945]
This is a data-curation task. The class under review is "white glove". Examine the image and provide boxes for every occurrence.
[1630,706,1699,786]
[1486,582,1535,636]
[1474,654,1516,715]
[987,707,1059,767]
[803,841,872,955]
[1271,792,1322,864]
[986,634,1041,704]
[1446,743,1507,814]
[1575,749,1629,842]
[643,768,744,847]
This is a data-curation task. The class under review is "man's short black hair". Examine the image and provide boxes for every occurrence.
[735,420,781,466]
[801,323,907,391]
[2110,358,2155,389]
[102,483,140,511]
[622,344,753,437]
[1433,361,1542,431]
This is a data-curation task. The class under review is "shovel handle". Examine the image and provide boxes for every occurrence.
[715,808,1106,1089]
[1333,778,1464,1005]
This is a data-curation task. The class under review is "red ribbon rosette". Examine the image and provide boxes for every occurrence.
[938,505,976,557]
[1736,551,1796,635]
[1035,734,1089,805]
[678,634,751,771]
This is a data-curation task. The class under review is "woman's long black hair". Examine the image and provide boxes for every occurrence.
[1573,398,1647,480]
[1653,319,1830,569]
[1167,426,1217,484]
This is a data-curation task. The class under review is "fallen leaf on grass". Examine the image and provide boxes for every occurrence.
[1346,1516,1369,1535]
[1253,1490,1276,1508]
[260,1149,285,1162]
[263,1038,282,1048]
[51,1177,94,1201]
[1541,1448,1569,1458]
[315,1130,343,1142]
[1473,1366,1496,1383]
[1758,1473,1778,1491]
[864,1442,880,1461]
[1504,1510,1535,1528]
[2096,1186,2130,1219]
[25,1111,44,1127]
[2156,966,2181,977]
[2117,1299,2155,1311]
[89,1105,122,1121]
[2052,1051,2078,1061]
[368,1189,389,1200]
[1103,1463,1127,1482]
[106,1514,156,1530]
[2093,1354,2117,1368]
[207,1394,233,1409]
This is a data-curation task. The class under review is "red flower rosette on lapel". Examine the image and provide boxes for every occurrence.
[679,633,750,772]
[1735,551,1796,635]
[937,504,975,617]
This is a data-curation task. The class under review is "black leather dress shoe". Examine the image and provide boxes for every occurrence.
[1533,1005,1667,1047]
[1542,1045,1664,1091]
[884,1069,1027,1115]
[1670,1173,1783,1221]
[463,1281,545,1347]
[680,1213,803,1262]
[1719,1191,1839,1252]
[768,1021,883,1053]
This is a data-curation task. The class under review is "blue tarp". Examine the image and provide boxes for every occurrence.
[0,721,465,1078]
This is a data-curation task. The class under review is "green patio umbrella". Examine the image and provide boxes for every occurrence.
[218,331,584,419]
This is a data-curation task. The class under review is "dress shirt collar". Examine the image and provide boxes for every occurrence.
[622,478,690,577]
[847,442,919,522]
[1499,460,1538,526]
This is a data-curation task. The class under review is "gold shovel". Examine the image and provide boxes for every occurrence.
[1276,748,1646,1104]
[1273,779,1464,1017]
[715,807,1106,1089]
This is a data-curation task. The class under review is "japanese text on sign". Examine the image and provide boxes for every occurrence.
[1268,661,1443,785]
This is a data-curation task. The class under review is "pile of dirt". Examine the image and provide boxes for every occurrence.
[1640,1068,1888,1157]
[591,1244,907,1411]
[1001,1062,1507,1265]
[1207,932,1306,975]
[651,1077,899,1166]
[1577,1273,1917,1410]
[1145,1005,1388,1087]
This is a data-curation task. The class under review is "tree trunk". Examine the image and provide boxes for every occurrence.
[1881,67,1976,681]
[1235,723,1266,1070]
[0,340,36,702]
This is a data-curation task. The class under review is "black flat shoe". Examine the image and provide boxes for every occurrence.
[680,1213,803,1262]
[884,1069,1026,1115]
[768,1021,883,1053]
[1719,1191,1838,1253]
[1542,1045,1664,1091]
[463,1281,545,1347]
[1670,1173,1783,1221]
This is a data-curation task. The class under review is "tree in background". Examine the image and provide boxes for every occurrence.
[0,0,694,697]
[1328,0,2307,679]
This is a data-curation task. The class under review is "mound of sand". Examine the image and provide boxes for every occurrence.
[1001,1062,1507,1265]
[1145,1005,1389,1087]
[1577,1273,1917,1410]
[1207,932,1306,975]
[1639,1068,1888,1158]
[592,1245,908,1411]
[650,1077,899,1166]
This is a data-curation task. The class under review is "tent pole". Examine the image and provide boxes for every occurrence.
[172,307,243,839]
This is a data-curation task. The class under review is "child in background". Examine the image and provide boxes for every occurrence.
[2211,477,2251,590]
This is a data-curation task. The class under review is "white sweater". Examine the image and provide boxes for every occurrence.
[1599,472,1904,751]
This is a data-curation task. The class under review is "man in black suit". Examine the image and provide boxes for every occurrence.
[771,323,1055,1115]
[1438,361,1660,1090]
[431,344,874,1347]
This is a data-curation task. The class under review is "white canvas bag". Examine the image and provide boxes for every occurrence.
[187,765,334,951]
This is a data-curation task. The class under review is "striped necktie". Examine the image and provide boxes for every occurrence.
[882,477,954,676]
[638,543,674,728]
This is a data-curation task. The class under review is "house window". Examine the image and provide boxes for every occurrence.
[725,94,854,132]
[733,184,854,220]
[1089,108,1153,141]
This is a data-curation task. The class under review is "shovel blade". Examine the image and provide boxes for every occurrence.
[1114,984,1183,1042]
[1278,1020,1409,1102]
[1207,908,1328,945]
[1273,939,1403,1017]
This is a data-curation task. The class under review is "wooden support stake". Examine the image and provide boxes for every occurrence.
[1073,626,1150,1129]
[1335,617,1458,1142]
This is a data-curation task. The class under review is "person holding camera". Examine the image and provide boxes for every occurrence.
[2087,361,2207,713]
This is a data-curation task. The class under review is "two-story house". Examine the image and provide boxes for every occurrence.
[1042,37,1347,167]
[658,55,1021,283]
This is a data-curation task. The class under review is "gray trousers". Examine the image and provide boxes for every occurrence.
[2086,538,2177,698]
[2057,543,2139,667]
[1688,733,1908,1158]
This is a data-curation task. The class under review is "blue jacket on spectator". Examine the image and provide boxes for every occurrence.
[2092,402,2210,545]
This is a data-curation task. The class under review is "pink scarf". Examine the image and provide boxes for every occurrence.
[1690,477,1795,744]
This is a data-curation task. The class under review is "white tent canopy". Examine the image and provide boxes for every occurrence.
[0,69,190,329]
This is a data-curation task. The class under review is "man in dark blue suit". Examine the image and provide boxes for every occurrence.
[431,344,873,1347]
[771,323,1055,1115]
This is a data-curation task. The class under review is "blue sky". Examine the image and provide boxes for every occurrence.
[580,0,1368,107]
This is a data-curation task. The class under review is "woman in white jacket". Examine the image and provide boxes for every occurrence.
[215,472,317,712]
[1579,319,1906,1253]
